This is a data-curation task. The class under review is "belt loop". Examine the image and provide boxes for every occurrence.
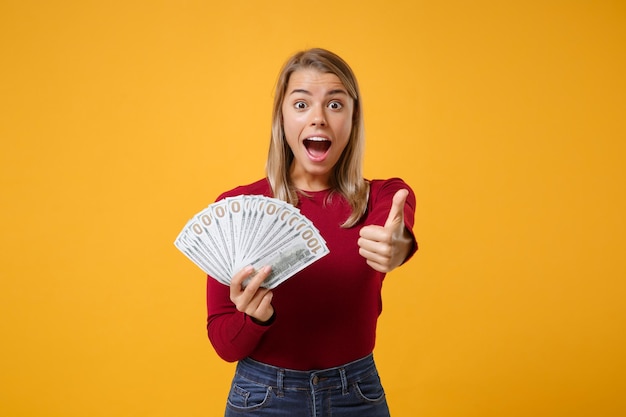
[277,369,285,397]
[339,368,348,395]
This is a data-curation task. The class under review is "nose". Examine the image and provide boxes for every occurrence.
[310,106,326,126]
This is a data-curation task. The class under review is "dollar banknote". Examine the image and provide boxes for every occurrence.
[174,195,329,289]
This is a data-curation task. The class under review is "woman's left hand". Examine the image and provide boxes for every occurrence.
[358,189,413,273]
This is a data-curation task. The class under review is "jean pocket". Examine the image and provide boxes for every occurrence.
[226,377,273,411]
[354,371,386,403]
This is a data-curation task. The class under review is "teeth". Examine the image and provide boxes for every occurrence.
[306,137,328,141]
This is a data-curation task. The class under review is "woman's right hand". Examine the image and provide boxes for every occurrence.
[230,265,274,324]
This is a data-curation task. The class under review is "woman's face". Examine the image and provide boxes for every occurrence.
[281,68,354,191]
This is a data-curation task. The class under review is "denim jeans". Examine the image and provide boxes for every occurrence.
[224,354,391,416]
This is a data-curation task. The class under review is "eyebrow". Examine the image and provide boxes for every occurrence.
[288,88,349,96]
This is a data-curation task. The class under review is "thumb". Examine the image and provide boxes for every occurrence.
[384,189,409,230]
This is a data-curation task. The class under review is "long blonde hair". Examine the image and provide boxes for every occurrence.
[266,48,369,228]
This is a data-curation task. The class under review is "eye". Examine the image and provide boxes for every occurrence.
[294,101,307,110]
[328,101,343,110]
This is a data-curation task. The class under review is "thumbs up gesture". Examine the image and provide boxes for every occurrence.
[358,189,414,273]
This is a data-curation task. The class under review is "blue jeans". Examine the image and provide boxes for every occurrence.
[224,354,391,416]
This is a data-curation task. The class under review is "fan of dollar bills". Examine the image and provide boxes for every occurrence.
[174,195,330,289]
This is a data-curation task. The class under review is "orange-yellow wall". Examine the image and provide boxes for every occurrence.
[1,1,625,416]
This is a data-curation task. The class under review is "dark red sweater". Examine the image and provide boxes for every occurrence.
[206,178,417,370]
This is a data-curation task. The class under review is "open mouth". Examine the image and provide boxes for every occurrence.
[304,137,331,160]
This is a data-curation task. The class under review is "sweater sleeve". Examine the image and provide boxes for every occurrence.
[204,179,275,362]
[368,178,418,263]
[206,277,271,362]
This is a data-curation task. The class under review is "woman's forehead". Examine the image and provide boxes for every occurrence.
[286,69,347,93]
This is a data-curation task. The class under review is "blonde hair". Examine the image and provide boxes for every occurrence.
[266,48,369,228]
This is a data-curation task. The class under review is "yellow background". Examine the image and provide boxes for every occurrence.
[1,1,625,416]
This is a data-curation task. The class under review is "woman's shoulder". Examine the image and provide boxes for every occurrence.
[215,178,271,201]
[365,178,417,231]
[368,177,413,197]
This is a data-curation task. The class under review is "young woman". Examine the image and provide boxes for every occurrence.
[206,48,418,416]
